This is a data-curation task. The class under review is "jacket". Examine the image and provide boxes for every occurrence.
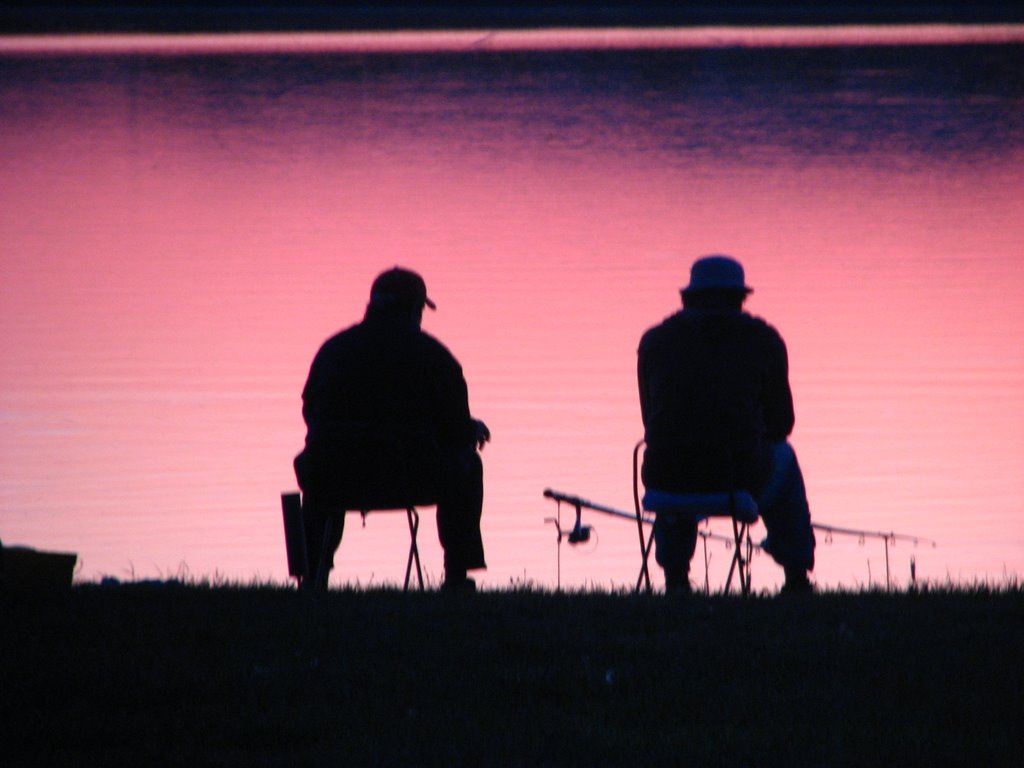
[296,308,476,500]
[638,306,794,494]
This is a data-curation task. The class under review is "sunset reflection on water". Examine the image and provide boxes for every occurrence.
[1,28,1022,591]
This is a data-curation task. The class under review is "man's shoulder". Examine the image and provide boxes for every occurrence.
[741,312,786,343]
[734,313,790,363]
[316,322,363,352]
[416,329,462,367]
[639,312,683,345]
[640,310,785,344]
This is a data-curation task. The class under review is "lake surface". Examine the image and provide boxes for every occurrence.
[2,28,1022,591]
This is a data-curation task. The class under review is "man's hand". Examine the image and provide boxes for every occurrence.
[474,419,491,450]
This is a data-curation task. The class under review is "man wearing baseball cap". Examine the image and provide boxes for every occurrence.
[295,267,489,592]
[638,255,815,594]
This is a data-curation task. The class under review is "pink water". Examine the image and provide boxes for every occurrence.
[2,29,1022,591]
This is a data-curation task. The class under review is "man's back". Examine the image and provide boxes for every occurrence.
[638,306,794,493]
[301,311,473,452]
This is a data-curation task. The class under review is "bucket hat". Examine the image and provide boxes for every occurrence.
[681,255,752,295]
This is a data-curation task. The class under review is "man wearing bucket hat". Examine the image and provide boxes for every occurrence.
[638,255,815,594]
[295,267,489,592]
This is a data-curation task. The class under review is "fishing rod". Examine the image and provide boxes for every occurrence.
[812,521,937,548]
[543,488,741,547]
[544,488,937,591]
[811,521,937,589]
[543,488,752,592]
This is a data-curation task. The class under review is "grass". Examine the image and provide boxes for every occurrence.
[3,582,1022,767]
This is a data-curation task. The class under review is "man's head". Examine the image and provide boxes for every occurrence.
[368,267,436,322]
[680,254,752,310]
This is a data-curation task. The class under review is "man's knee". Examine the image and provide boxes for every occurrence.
[440,444,483,496]
[766,440,795,484]
[759,441,802,510]
[455,443,483,476]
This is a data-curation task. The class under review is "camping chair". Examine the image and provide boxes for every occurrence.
[281,491,429,591]
[282,444,439,592]
[632,440,759,595]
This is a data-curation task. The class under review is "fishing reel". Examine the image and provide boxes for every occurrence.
[567,517,592,545]
[544,496,593,546]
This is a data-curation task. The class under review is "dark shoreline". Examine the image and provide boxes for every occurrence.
[3,584,1022,765]
[3,2,1023,35]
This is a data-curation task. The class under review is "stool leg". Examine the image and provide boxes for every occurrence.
[404,507,424,591]
[724,519,752,596]
[724,519,741,595]
[635,525,655,594]
[740,524,753,595]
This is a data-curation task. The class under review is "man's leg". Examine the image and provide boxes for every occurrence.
[757,442,816,590]
[436,444,486,589]
[653,513,698,595]
[302,492,345,591]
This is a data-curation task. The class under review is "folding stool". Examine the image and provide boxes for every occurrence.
[632,441,759,595]
[281,491,428,591]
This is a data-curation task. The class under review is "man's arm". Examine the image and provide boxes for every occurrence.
[424,336,480,448]
[763,327,795,441]
[300,348,323,433]
[637,335,651,429]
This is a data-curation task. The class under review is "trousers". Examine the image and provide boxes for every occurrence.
[653,441,815,579]
[301,442,486,583]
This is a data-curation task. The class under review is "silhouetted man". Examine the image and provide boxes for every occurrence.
[638,255,815,594]
[294,267,489,592]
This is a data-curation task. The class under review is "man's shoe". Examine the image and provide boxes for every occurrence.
[781,571,814,594]
[664,576,692,597]
[441,576,476,594]
[299,570,329,594]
